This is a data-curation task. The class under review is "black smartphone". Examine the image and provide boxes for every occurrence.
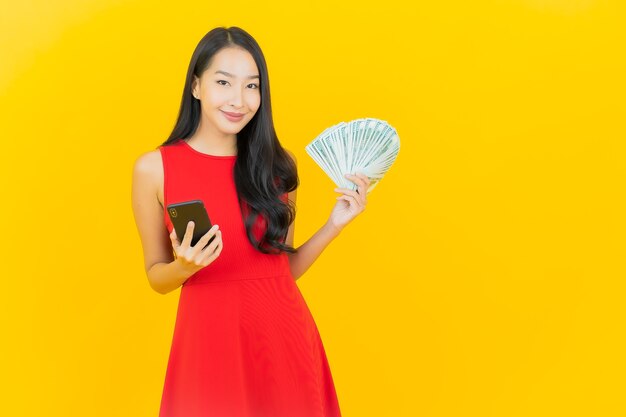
[166,200,215,249]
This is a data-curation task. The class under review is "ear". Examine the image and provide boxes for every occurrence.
[191,75,199,98]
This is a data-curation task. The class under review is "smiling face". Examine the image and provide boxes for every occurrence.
[192,46,261,137]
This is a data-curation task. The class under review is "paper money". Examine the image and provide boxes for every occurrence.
[305,118,400,194]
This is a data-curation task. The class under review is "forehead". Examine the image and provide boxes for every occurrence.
[206,47,259,75]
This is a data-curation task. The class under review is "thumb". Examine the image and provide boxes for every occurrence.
[170,228,179,246]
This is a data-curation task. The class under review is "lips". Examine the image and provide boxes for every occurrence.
[221,110,245,122]
[222,111,244,117]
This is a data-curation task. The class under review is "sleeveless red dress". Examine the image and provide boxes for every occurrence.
[158,139,342,417]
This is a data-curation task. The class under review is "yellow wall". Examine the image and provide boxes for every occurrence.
[1,0,624,415]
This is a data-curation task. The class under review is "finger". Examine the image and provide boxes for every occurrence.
[169,229,180,248]
[363,174,372,197]
[357,175,370,200]
[181,221,195,248]
[200,229,221,256]
[357,172,371,186]
[354,172,371,194]
[344,173,368,196]
[202,234,223,266]
[344,173,367,188]
[203,244,222,266]
[210,238,224,259]
[197,224,220,249]
[354,172,371,187]
[334,187,361,200]
[337,194,361,210]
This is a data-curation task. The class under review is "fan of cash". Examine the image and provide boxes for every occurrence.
[305,117,400,194]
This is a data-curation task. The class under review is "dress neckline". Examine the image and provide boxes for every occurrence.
[179,139,237,160]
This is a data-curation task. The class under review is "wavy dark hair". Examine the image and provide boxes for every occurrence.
[159,26,298,254]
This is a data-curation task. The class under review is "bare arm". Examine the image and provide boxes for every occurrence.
[283,150,343,281]
[287,221,342,281]
[131,150,220,294]
[145,259,198,295]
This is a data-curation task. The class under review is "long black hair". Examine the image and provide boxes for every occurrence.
[159,26,298,255]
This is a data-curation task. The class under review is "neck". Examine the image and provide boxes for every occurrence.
[188,119,237,155]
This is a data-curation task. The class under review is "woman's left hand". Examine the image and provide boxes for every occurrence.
[328,172,371,232]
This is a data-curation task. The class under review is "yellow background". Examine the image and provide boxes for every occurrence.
[1,0,624,415]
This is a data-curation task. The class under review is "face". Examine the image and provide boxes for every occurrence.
[192,47,261,136]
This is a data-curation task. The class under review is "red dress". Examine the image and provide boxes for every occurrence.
[158,139,342,417]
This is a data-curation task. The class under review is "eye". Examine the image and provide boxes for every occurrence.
[217,80,229,86]
[248,83,259,89]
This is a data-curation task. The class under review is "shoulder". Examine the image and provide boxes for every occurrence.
[132,148,163,186]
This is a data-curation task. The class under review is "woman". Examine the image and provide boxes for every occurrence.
[131,26,370,417]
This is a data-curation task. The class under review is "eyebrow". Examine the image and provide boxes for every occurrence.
[214,70,260,80]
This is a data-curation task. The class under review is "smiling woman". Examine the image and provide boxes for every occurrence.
[189,50,262,150]
[130,26,371,417]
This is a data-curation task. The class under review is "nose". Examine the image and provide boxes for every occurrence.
[229,87,244,108]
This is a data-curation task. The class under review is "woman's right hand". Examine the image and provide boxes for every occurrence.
[169,221,223,274]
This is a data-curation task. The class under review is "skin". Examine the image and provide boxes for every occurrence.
[131,46,370,294]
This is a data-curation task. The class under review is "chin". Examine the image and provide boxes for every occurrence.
[223,120,250,131]
[219,125,244,134]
